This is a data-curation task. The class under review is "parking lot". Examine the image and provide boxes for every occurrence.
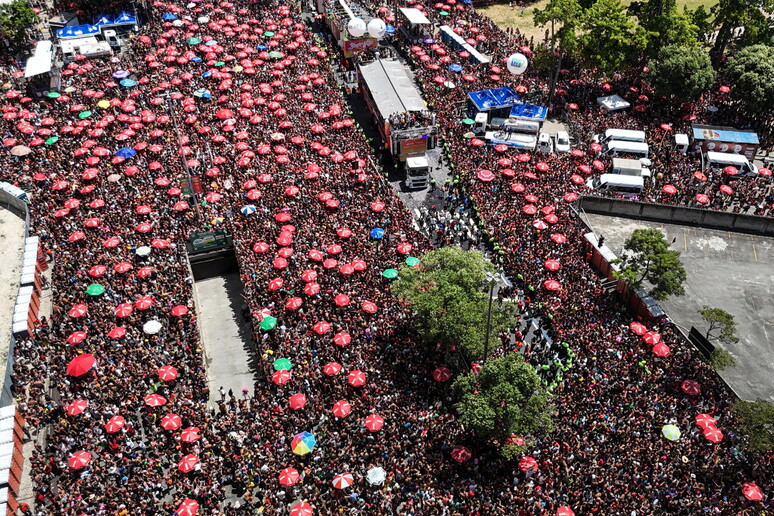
[583,214,774,403]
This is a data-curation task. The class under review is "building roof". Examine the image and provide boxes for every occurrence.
[359,59,426,116]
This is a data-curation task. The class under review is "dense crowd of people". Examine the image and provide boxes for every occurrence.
[0,0,771,514]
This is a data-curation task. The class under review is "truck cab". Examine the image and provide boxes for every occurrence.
[472,112,488,135]
[405,155,430,189]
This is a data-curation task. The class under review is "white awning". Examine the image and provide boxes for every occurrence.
[24,40,53,77]
[399,7,430,25]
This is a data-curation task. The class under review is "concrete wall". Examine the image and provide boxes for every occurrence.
[579,196,774,236]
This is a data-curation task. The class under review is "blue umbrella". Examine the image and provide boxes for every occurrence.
[449,64,463,73]
[119,79,137,87]
[256,44,267,50]
[370,227,385,240]
[201,71,212,78]
[193,89,212,98]
[240,205,257,215]
[162,13,177,20]
[190,56,202,63]
[385,25,396,34]
[205,40,218,46]
[112,70,129,79]
[116,147,136,159]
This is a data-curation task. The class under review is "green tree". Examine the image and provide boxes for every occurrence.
[629,0,699,58]
[533,0,582,53]
[613,229,686,300]
[647,45,715,103]
[392,247,517,360]
[689,5,714,39]
[698,306,739,345]
[708,348,736,371]
[732,398,774,452]
[0,0,36,45]
[725,45,774,118]
[710,0,774,63]
[452,354,553,452]
[580,0,648,73]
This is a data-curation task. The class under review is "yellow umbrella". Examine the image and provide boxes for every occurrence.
[64,86,76,93]
[97,100,111,109]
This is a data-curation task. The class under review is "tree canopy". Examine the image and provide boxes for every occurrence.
[452,354,553,453]
[580,0,647,73]
[392,247,517,360]
[0,0,36,45]
[629,0,699,58]
[647,45,715,103]
[699,306,739,345]
[732,399,774,452]
[533,0,582,53]
[614,228,686,300]
[725,45,774,117]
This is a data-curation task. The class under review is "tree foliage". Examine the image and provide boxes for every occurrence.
[732,399,774,452]
[452,354,554,450]
[533,0,582,53]
[629,0,699,58]
[699,306,739,345]
[725,45,774,117]
[710,0,774,62]
[579,0,647,73]
[0,0,36,45]
[708,348,737,371]
[614,229,686,300]
[647,45,715,103]
[392,247,517,360]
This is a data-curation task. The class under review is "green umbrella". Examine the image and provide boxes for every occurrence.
[78,110,92,119]
[439,10,449,15]
[405,256,421,267]
[264,31,275,37]
[273,357,293,371]
[268,51,283,59]
[462,118,475,125]
[86,284,105,296]
[186,37,201,45]
[661,424,681,441]
[45,137,59,145]
[382,268,399,279]
[260,315,277,331]
[46,91,60,98]
[214,61,225,67]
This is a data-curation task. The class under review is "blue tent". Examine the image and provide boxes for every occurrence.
[56,24,100,39]
[162,13,177,20]
[93,14,112,27]
[111,11,137,26]
[468,87,521,112]
[509,103,548,122]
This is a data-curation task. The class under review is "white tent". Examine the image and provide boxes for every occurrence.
[24,41,53,78]
[399,7,430,25]
[597,94,631,112]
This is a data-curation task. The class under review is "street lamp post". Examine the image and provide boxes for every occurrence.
[483,270,512,364]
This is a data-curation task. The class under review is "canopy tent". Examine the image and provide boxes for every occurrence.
[596,94,631,112]
[509,103,548,122]
[93,14,112,27]
[24,40,53,78]
[468,87,521,112]
[56,24,100,39]
[399,7,431,25]
[359,59,426,117]
[110,11,138,27]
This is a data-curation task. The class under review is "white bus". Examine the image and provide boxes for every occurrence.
[594,129,647,143]
[704,151,758,177]
[587,174,644,198]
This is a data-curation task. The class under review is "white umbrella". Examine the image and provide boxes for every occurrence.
[366,467,386,486]
[143,320,162,335]
[197,16,209,23]
[240,204,257,215]
[136,246,151,257]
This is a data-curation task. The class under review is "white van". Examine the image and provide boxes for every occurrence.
[537,132,553,153]
[602,140,649,159]
[554,131,570,153]
[587,174,644,198]
[704,151,758,177]
[594,129,646,143]
[612,158,650,178]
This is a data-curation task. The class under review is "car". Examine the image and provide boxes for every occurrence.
[537,132,553,153]
[554,131,571,153]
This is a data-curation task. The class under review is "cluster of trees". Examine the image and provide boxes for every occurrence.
[0,0,36,47]
[532,0,774,116]
[394,248,553,456]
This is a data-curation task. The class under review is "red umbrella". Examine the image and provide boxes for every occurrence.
[67,354,95,376]
[176,499,200,516]
[144,394,167,407]
[67,331,88,345]
[272,370,292,385]
[333,331,351,346]
[544,280,561,291]
[115,303,133,318]
[289,393,307,410]
[719,185,733,195]
[253,241,270,253]
[158,365,178,381]
[361,301,378,314]
[66,399,88,416]
[519,456,538,472]
[135,296,154,310]
[703,426,723,443]
[551,233,567,244]
[304,282,321,296]
[693,172,707,182]
[629,321,647,335]
[681,380,701,395]
[723,166,738,176]
[105,415,125,433]
[279,467,300,486]
[662,184,677,195]
[476,169,495,182]
[432,366,452,382]
[695,413,717,429]
[364,413,384,432]
[347,369,366,387]
[742,482,764,501]
[285,297,303,310]
[313,321,331,334]
[290,502,314,516]
[323,259,338,270]
[510,182,525,193]
[532,220,548,230]
[642,331,661,345]
[758,167,772,177]
[536,162,549,172]
[161,413,182,431]
[522,204,537,215]
[339,264,355,276]
[396,242,413,254]
[107,327,126,339]
[652,342,671,357]
[171,305,189,317]
[69,304,88,318]
[178,454,199,473]
[332,400,352,418]
[324,362,342,376]
[180,427,201,443]
[268,278,284,291]
[68,451,92,469]
[556,507,575,516]
[451,445,471,463]
[151,239,170,249]
[68,231,86,242]
[114,262,132,274]
[544,259,560,271]
[273,257,289,269]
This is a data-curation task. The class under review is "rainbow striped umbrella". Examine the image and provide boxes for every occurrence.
[291,431,316,455]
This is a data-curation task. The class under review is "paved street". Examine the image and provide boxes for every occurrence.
[583,214,774,403]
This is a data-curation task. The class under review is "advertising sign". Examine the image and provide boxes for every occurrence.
[399,137,427,157]
[188,229,228,252]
